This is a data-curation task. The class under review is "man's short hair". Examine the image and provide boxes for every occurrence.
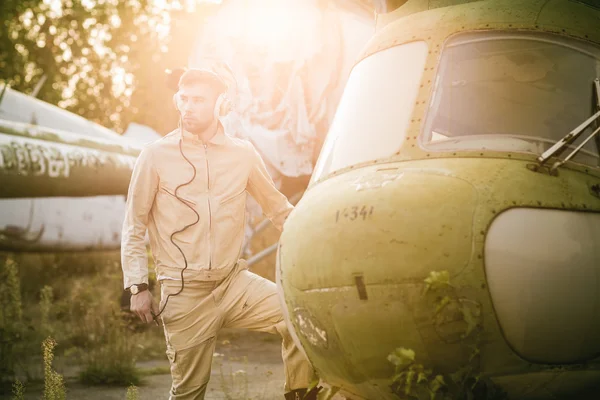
[178,69,228,94]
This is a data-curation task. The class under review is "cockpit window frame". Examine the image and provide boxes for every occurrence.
[419,30,600,167]
[309,40,430,184]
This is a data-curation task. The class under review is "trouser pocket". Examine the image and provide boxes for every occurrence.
[166,345,183,383]
[166,337,217,399]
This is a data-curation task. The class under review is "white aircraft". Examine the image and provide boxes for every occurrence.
[0,83,149,251]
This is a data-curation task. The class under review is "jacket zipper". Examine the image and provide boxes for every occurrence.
[204,143,212,270]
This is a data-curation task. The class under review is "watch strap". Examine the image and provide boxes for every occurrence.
[129,283,149,294]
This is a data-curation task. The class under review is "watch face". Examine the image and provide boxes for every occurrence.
[130,285,139,295]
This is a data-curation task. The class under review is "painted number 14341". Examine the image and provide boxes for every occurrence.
[335,206,374,222]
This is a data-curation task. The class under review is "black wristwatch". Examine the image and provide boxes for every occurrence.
[128,283,149,295]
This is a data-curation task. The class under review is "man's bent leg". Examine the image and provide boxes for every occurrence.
[160,279,221,400]
[221,267,316,392]
[166,337,217,399]
[275,319,319,392]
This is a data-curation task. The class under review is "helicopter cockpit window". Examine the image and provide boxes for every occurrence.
[311,41,429,182]
[422,32,600,167]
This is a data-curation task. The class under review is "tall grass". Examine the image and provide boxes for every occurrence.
[11,379,25,400]
[42,337,66,400]
[126,385,140,400]
[0,251,165,391]
[78,307,140,386]
[40,285,54,337]
[0,257,25,389]
[10,336,144,400]
[3,258,23,322]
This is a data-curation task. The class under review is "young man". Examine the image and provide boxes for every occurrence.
[121,69,319,400]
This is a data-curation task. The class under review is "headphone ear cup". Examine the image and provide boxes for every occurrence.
[214,93,231,119]
[173,93,179,113]
[213,94,223,120]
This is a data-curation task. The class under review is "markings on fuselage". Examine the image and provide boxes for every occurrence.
[335,205,374,222]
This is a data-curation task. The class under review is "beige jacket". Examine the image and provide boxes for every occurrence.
[121,127,293,289]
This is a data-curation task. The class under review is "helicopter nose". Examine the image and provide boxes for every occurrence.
[278,166,479,382]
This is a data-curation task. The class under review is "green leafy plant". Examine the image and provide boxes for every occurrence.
[40,286,54,336]
[316,385,340,400]
[3,258,23,323]
[11,379,25,400]
[423,270,451,293]
[0,250,168,392]
[79,308,140,386]
[388,347,446,400]
[126,384,139,400]
[0,257,25,388]
[388,270,507,400]
[42,337,66,400]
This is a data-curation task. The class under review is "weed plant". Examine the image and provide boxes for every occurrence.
[10,380,25,400]
[0,251,165,391]
[42,337,66,400]
[0,258,25,390]
[125,385,139,400]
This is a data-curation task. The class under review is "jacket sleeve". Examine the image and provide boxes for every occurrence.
[121,146,158,289]
[246,143,294,232]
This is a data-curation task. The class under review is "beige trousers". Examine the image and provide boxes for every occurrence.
[159,261,316,399]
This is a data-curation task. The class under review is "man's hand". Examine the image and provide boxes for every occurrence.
[130,290,159,324]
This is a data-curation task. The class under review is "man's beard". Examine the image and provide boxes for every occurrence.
[182,118,213,135]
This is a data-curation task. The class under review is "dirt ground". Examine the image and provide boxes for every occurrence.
[0,328,344,400]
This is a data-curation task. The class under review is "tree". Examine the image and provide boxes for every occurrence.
[0,0,203,134]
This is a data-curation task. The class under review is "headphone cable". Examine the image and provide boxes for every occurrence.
[152,122,199,323]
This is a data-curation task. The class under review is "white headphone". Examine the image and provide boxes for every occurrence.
[213,92,232,119]
[173,90,231,119]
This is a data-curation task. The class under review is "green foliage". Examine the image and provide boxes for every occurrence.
[42,337,66,400]
[40,285,54,336]
[2,258,23,323]
[11,379,25,400]
[0,257,25,387]
[423,270,451,293]
[387,271,508,400]
[425,271,481,341]
[307,376,320,395]
[0,250,166,393]
[0,0,197,133]
[388,347,446,400]
[65,255,145,386]
[126,384,139,400]
[387,347,415,370]
[316,386,340,400]
[78,306,140,386]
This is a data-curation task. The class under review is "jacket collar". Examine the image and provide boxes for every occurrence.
[180,124,226,145]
